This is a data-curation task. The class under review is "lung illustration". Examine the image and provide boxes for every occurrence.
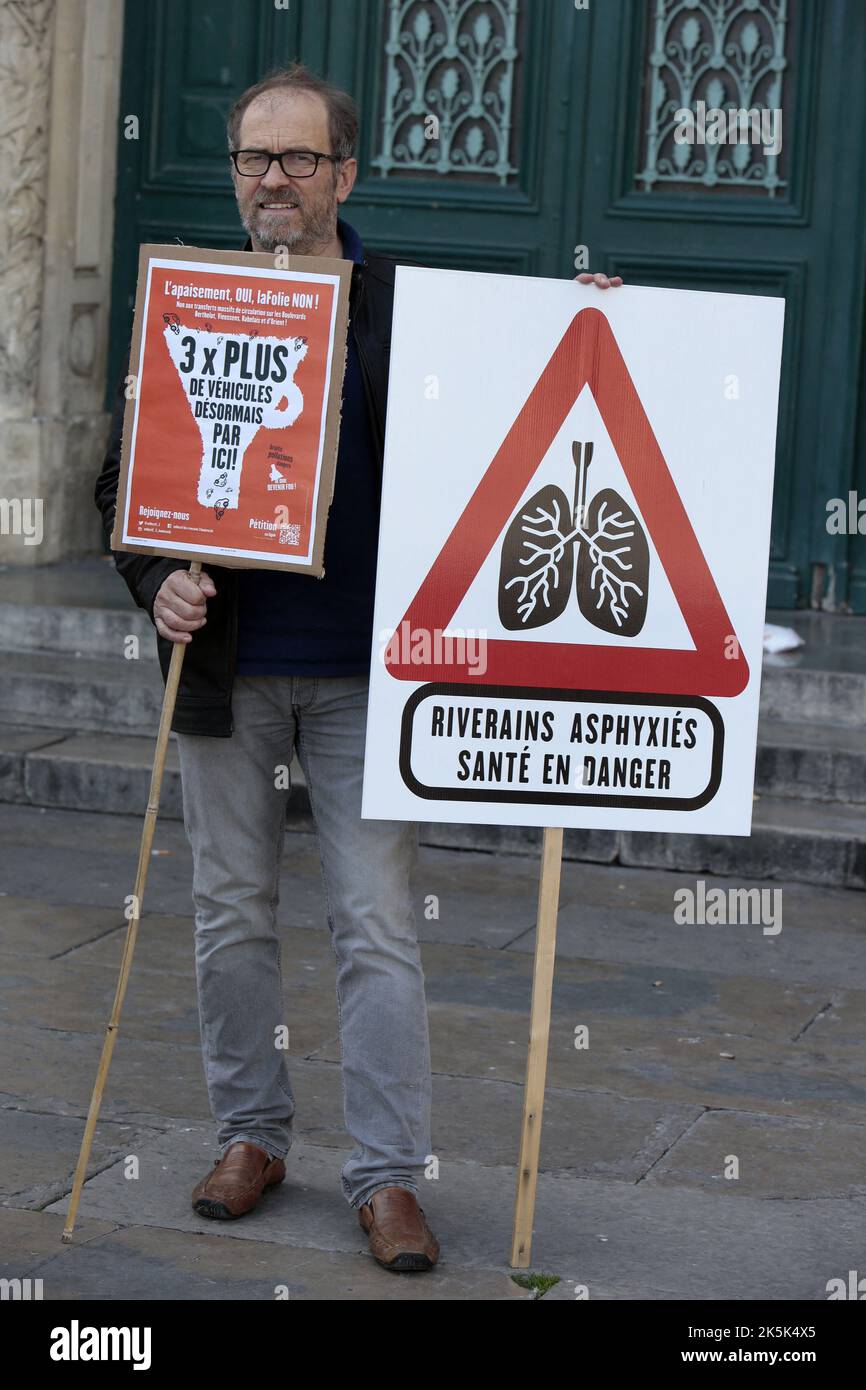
[498,441,649,637]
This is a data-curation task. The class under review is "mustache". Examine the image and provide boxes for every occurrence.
[256,194,302,206]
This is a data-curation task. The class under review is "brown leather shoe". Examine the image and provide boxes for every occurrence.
[191,1141,285,1220]
[358,1187,439,1272]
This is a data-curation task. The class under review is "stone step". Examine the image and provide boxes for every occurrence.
[0,558,156,661]
[618,794,866,892]
[759,609,866,729]
[0,652,164,733]
[755,718,866,803]
[0,637,864,751]
[1,725,863,890]
[759,663,866,728]
[0,725,309,827]
[0,574,864,726]
[2,629,863,727]
[0,645,860,800]
[0,599,155,661]
[419,796,866,891]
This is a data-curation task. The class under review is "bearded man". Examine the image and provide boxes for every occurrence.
[95,61,620,1275]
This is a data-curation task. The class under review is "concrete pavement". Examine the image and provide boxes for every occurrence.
[0,803,864,1300]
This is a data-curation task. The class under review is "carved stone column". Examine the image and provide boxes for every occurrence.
[0,0,123,564]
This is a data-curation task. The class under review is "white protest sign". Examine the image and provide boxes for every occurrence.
[362,268,784,835]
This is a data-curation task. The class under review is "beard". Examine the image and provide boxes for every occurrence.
[240,177,339,255]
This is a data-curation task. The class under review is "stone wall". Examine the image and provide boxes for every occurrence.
[0,0,123,564]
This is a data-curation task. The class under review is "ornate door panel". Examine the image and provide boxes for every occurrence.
[572,0,866,609]
[324,0,590,277]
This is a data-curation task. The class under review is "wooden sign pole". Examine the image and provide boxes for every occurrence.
[510,825,564,1268]
[62,563,202,1242]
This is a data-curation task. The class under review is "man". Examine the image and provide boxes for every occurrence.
[95,62,620,1275]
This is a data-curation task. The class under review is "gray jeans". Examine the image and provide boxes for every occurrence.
[175,673,432,1208]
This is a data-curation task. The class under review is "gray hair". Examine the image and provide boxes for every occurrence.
[226,62,358,161]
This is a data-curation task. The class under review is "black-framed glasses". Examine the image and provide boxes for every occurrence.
[229,148,341,178]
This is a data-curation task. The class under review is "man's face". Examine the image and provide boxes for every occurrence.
[232,89,356,255]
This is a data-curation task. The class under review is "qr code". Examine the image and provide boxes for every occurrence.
[278,523,301,546]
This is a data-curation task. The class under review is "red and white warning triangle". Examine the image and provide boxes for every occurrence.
[384,306,748,697]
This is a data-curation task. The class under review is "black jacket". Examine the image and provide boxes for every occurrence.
[94,248,397,736]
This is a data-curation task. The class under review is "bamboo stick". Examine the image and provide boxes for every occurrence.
[62,562,202,1241]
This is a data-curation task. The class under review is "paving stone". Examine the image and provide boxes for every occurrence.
[0,806,198,917]
[0,1032,705,1185]
[0,950,203,1048]
[801,993,866,1049]
[537,1275,684,1299]
[114,1062,702,1180]
[2,810,551,950]
[0,1207,117,1275]
[48,909,328,978]
[3,794,865,1301]
[43,1129,388,1249]
[540,867,866,988]
[71,919,837,1058]
[0,1023,213,1123]
[425,1075,702,1179]
[438,1165,866,1301]
[642,1109,866,1200]
[0,1108,163,1208]
[0,804,188,858]
[0,806,316,921]
[0,1039,340,1159]
[417,941,831,1042]
[346,1006,866,1124]
[308,840,571,948]
[0,897,125,960]
[0,948,337,1057]
[22,1217,529,1300]
[43,1130,866,1300]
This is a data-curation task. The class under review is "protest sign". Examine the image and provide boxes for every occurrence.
[112,245,351,575]
[363,268,785,836]
[362,265,784,1265]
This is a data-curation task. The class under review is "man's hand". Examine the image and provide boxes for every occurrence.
[575,271,623,289]
[153,568,217,644]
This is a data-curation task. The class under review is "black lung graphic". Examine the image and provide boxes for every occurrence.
[497,441,650,637]
[498,483,574,630]
[576,487,649,636]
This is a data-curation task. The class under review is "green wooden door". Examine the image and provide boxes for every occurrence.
[108,0,587,367]
[108,0,866,610]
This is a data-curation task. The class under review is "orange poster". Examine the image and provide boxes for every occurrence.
[112,245,351,574]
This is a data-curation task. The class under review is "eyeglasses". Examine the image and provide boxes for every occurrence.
[229,148,341,178]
